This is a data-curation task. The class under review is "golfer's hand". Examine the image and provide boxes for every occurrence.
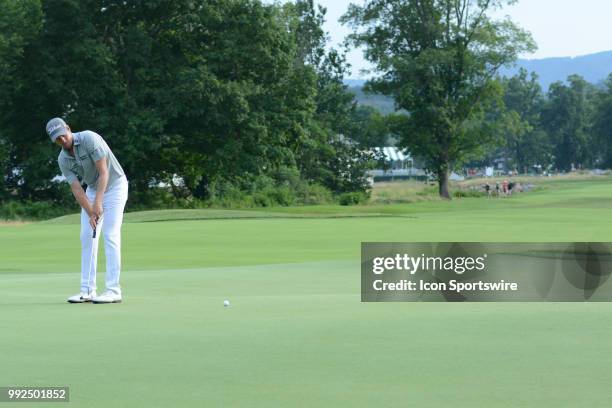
[93,201,104,219]
[89,215,98,230]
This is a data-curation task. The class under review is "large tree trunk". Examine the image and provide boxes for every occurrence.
[437,167,451,200]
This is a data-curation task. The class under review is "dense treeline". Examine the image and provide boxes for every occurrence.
[0,0,374,213]
[492,69,612,174]
[3,0,612,212]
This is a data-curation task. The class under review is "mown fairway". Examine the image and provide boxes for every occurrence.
[1,178,612,407]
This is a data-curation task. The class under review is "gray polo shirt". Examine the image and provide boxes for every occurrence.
[58,130,125,191]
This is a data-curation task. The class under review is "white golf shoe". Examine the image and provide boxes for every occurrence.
[67,291,97,303]
[92,290,122,304]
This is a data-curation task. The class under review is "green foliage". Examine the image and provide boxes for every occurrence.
[453,190,485,198]
[196,173,334,209]
[500,69,550,172]
[296,183,333,205]
[0,200,77,220]
[342,0,535,198]
[349,105,390,147]
[3,0,611,215]
[592,74,612,168]
[284,1,374,195]
[0,0,44,200]
[542,75,595,171]
[415,185,439,197]
[126,188,195,212]
[0,0,373,210]
[338,191,369,206]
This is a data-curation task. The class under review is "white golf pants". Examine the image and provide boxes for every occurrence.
[80,177,128,295]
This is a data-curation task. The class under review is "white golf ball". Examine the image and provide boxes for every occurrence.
[223,299,230,307]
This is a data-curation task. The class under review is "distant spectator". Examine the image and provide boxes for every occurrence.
[502,179,509,195]
[484,183,491,198]
[508,181,515,195]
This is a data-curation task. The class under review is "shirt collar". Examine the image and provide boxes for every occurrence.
[72,132,81,146]
[61,132,80,156]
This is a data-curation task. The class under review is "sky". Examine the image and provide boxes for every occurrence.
[315,0,612,78]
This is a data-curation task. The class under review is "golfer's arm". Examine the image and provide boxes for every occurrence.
[70,181,93,215]
[94,158,109,206]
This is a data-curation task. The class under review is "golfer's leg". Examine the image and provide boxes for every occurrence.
[102,180,128,295]
[80,193,99,293]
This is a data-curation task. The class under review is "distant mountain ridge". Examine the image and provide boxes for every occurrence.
[500,50,612,90]
[345,50,612,111]
[347,84,395,114]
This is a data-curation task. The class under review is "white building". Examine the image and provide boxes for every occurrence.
[368,146,426,181]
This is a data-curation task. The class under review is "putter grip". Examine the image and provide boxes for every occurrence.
[92,215,99,238]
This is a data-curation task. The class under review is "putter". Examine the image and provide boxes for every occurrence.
[87,216,99,297]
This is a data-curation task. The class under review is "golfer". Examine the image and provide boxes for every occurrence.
[46,118,128,304]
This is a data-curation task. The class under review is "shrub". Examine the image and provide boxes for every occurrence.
[453,190,485,198]
[338,191,369,206]
[296,183,333,205]
[0,200,77,220]
[416,186,439,196]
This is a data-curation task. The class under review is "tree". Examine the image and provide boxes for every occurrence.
[342,0,534,198]
[1,0,374,210]
[283,0,373,194]
[0,0,306,203]
[349,105,391,147]
[501,68,550,173]
[155,0,299,198]
[542,75,595,171]
[592,74,612,168]
[0,0,43,199]
[2,0,121,201]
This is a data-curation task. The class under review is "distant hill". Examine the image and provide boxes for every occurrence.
[344,79,367,88]
[345,50,612,112]
[348,85,396,115]
[500,50,612,90]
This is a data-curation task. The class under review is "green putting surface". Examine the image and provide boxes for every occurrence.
[1,178,612,407]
